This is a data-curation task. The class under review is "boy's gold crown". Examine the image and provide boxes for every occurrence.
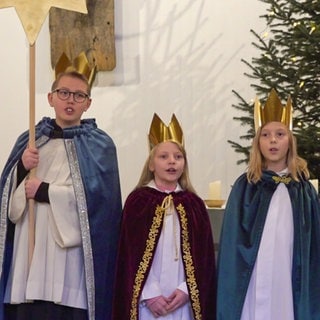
[55,52,96,87]
[254,88,293,131]
[148,113,184,150]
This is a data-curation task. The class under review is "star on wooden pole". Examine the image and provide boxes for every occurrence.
[0,0,88,269]
[0,0,87,45]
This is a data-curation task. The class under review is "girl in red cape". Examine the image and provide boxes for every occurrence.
[112,114,216,320]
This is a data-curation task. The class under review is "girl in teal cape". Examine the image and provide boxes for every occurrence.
[217,120,320,320]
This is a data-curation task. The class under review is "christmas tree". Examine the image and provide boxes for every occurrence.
[229,0,320,179]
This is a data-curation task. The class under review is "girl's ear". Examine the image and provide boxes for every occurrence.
[148,160,154,172]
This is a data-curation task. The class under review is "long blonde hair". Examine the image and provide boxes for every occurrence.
[135,141,197,193]
[247,125,309,183]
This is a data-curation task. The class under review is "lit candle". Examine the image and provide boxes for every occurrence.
[208,180,221,200]
[310,179,319,193]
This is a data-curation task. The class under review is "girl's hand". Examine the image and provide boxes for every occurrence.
[146,295,170,318]
[166,289,189,313]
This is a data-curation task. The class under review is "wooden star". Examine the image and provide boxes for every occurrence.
[0,0,87,45]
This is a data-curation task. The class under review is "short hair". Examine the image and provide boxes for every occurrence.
[51,71,91,96]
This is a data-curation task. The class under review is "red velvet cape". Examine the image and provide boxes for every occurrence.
[112,187,216,320]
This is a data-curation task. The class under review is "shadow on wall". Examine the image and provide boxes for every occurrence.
[96,0,249,198]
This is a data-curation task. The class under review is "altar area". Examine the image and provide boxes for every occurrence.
[207,207,225,256]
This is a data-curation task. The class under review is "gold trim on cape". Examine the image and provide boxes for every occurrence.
[129,196,202,320]
[177,203,202,320]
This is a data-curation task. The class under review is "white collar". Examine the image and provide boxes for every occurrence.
[147,180,183,193]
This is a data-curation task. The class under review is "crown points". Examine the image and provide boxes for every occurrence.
[55,52,96,87]
[254,88,293,131]
[148,113,184,150]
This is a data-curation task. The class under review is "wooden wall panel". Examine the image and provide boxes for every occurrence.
[49,0,115,72]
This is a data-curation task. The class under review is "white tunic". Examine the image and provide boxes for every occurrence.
[139,181,193,320]
[240,181,294,320]
[4,139,87,309]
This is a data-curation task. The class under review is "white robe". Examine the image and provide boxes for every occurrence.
[139,181,193,320]
[240,180,294,320]
[4,139,87,310]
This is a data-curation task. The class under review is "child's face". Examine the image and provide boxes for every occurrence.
[47,75,91,128]
[149,141,185,190]
[259,121,290,172]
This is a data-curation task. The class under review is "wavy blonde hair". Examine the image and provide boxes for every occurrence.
[135,141,197,193]
[247,125,309,183]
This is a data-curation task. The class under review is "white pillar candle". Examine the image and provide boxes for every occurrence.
[208,180,221,200]
[310,179,319,193]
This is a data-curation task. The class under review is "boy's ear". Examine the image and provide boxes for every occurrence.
[47,92,53,106]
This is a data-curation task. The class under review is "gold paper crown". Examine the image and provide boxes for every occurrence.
[148,113,184,150]
[254,88,293,132]
[55,52,96,87]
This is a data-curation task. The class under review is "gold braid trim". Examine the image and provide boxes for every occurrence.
[272,175,292,185]
[177,203,202,320]
[129,195,172,320]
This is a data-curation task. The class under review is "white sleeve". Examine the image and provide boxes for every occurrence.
[177,281,189,294]
[140,265,162,301]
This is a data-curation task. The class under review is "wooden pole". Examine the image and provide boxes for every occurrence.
[28,43,36,268]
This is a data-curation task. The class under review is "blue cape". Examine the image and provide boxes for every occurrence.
[0,117,122,320]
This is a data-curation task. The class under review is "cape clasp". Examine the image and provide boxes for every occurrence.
[272,175,292,185]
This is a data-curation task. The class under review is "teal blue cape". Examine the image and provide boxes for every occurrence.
[217,170,320,320]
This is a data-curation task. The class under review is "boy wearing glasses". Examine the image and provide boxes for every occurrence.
[49,72,92,127]
[0,71,122,320]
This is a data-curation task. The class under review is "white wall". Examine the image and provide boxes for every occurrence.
[0,0,267,203]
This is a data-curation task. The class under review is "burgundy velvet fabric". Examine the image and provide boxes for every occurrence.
[112,187,216,320]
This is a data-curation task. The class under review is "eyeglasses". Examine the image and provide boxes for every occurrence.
[52,89,89,103]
